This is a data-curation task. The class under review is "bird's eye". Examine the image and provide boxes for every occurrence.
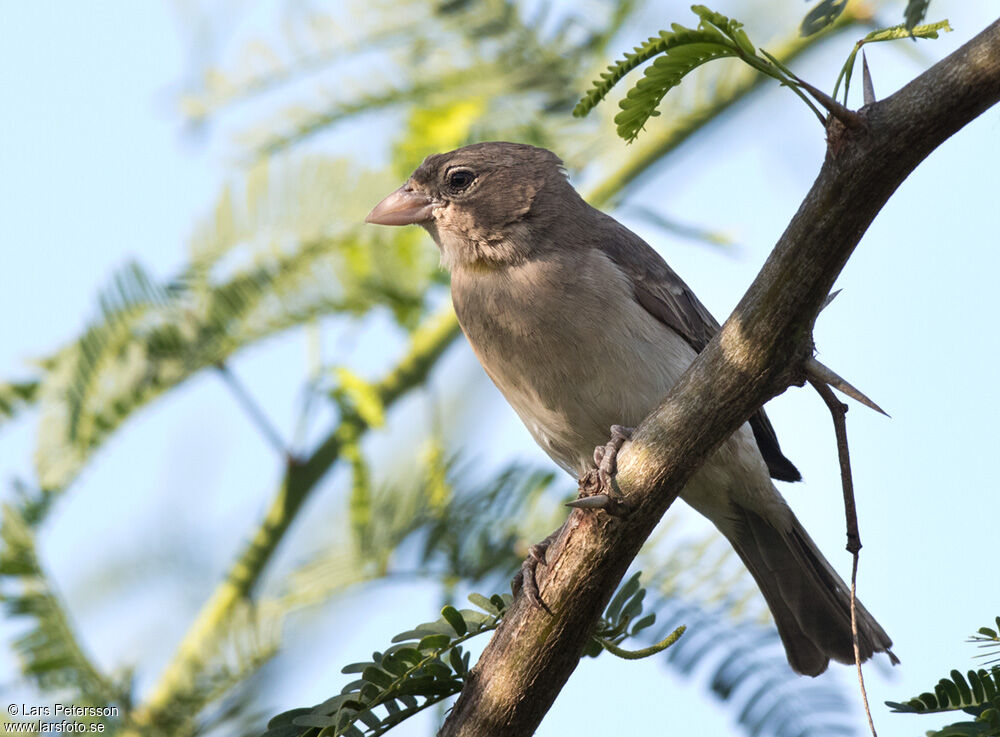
[446,168,476,192]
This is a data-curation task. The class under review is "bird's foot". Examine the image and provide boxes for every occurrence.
[570,425,633,512]
[514,426,634,608]
[511,528,560,611]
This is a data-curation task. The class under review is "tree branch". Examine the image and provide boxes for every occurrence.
[440,17,1000,737]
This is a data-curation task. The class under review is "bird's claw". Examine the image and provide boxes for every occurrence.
[512,530,558,611]
[516,425,634,609]
[574,425,633,511]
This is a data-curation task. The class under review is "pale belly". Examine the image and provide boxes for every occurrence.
[450,248,784,528]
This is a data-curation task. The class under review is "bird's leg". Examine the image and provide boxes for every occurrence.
[515,425,634,608]
[511,527,561,611]
[572,425,633,509]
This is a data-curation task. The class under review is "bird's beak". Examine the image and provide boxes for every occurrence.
[365,184,436,226]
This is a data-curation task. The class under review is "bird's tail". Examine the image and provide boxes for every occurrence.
[727,505,898,676]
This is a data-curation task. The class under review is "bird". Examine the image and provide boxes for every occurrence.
[366,141,895,676]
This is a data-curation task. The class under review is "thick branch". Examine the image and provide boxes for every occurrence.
[440,18,1000,737]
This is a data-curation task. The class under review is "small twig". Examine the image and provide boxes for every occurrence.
[850,554,878,737]
[292,378,320,450]
[808,377,876,737]
[215,362,292,459]
[862,51,876,105]
[757,49,828,125]
[809,379,860,554]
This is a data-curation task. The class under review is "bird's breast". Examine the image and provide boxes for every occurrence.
[450,248,696,475]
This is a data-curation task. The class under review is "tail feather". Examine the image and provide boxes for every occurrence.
[729,505,896,676]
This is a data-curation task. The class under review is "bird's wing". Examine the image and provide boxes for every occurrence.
[597,214,801,483]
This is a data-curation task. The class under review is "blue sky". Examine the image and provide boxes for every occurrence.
[2,2,999,736]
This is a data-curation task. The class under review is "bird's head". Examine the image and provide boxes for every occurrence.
[366,142,579,269]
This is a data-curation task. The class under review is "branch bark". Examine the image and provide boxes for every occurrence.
[439,18,1000,737]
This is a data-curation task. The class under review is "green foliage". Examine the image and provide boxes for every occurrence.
[263,596,507,737]
[584,572,685,659]
[575,6,751,140]
[579,4,955,143]
[30,157,440,498]
[833,20,952,103]
[887,618,1000,737]
[906,0,932,30]
[291,457,561,593]
[264,573,677,737]
[972,617,1000,666]
[575,6,829,142]
[624,525,864,736]
[650,598,862,737]
[0,496,281,737]
[0,503,126,712]
[800,0,849,37]
[0,379,40,428]
[803,0,933,36]
[888,667,1000,714]
[415,463,559,582]
[230,0,634,162]
[138,601,283,737]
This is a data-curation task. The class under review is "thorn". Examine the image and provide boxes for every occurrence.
[805,358,889,417]
[566,494,613,510]
[820,289,843,312]
[795,76,865,130]
[862,52,876,106]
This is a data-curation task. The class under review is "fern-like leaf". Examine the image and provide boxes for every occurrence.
[137,600,282,736]
[905,0,932,30]
[650,600,862,737]
[573,30,700,119]
[800,0,849,37]
[585,572,685,659]
[972,617,1000,666]
[0,379,40,428]
[573,8,750,138]
[889,668,1000,714]
[243,0,625,161]
[888,660,1000,737]
[263,595,509,737]
[31,158,442,497]
[264,573,675,737]
[0,503,126,711]
[573,6,818,142]
[834,19,951,103]
[614,37,740,142]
